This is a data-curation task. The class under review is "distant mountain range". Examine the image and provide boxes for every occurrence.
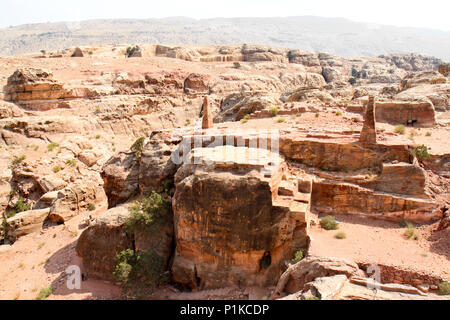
[1,16,449,60]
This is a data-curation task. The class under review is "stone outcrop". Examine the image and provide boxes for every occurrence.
[76,202,174,280]
[359,95,377,145]
[71,47,84,57]
[375,100,436,127]
[171,146,310,289]
[311,180,440,223]
[102,131,182,207]
[201,96,213,129]
[3,68,74,110]
[400,71,447,90]
[274,256,363,296]
[438,63,450,76]
[184,73,210,95]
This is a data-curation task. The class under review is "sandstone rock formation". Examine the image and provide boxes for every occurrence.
[201,96,213,129]
[359,95,377,144]
[3,68,74,110]
[375,100,436,127]
[171,146,310,289]
[71,47,84,57]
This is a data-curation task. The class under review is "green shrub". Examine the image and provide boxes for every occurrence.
[315,113,320,118]
[292,250,304,264]
[35,286,52,300]
[320,216,339,230]
[52,166,61,173]
[233,62,241,69]
[125,191,169,233]
[335,232,346,239]
[394,125,405,134]
[131,137,145,159]
[335,111,342,116]
[87,203,96,211]
[113,249,167,298]
[438,281,450,295]
[269,107,278,117]
[47,143,59,152]
[426,132,432,137]
[305,296,320,300]
[348,77,357,85]
[277,117,286,123]
[404,221,419,240]
[12,155,26,166]
[13,197,31,214]
[126,45,141,58]
[410,144,430,162]
[66,159,77,167]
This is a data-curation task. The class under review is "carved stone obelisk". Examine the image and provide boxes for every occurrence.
[359,95,377,144]
[202,96,213,129]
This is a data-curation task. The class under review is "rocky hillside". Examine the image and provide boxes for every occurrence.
[0,44,449,300]
[1,17,450,59]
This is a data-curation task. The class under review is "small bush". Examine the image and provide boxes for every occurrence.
[335,232,346,239]
[269,107,278,117]
[438,281,450,295]
[241,114,251,123]
[233,62,241,69]
[348,77,357,85]
[126,45,141,58]
[131,137,145,159]
[394,125,405,134]
[411,144,430,162]
[320,216,339,230]
[87,203,96,211]
[35,286,52,300]
[95,134,101,139]
[426,132,432,137]
[277,117,286,123]
[66,159,77,167]
[113,249,167,298]
[404,221,419,240]
[125,191,169,233]
[12,155,26,165]
[52,166,61,173]
[13,197,31,214]
[47,143,59,152]
[305,296,320,300]
[315,113,320,118]
[335,111,342,116]
[292,250,304,264]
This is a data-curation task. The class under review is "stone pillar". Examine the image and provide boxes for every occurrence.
[202,96,213,129]
[359,95,377,144]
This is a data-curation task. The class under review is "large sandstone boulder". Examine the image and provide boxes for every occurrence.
[102,152,140,207]
[375,100,436,127]
[171,146,309,289]
[274,256,363,296]
[76,202,173,280]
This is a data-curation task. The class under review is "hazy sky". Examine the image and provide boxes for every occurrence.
[2,0,450,31]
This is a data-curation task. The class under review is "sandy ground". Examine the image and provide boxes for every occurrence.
[0,211,121,300]
[309,213,449,281]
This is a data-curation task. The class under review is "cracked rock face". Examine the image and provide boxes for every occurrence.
[171,146,309,289]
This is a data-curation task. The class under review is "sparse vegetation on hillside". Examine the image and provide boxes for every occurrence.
[277,117,286,123]
[320,216,339,230]
[12,155,26,166]
[47,142,59,152]
[35,286,52,300]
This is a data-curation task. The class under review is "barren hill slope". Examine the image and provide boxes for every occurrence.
[1,16,450,59]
